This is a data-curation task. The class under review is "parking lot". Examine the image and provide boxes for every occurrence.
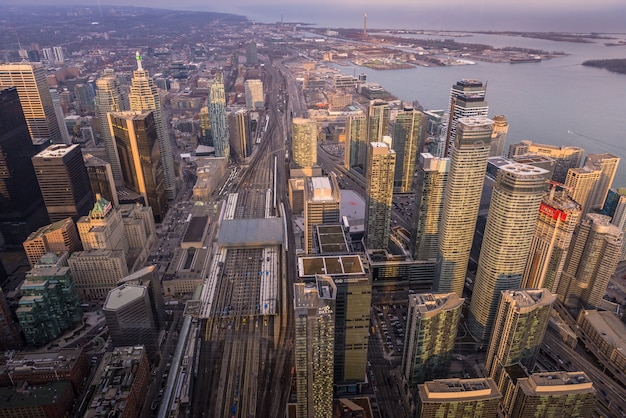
[373,303,408,357]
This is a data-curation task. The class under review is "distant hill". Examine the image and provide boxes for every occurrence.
[582,58,626,75]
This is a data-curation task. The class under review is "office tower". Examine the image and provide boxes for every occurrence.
[119,202,156,254]
[490,114,508,157]
[564,166,601,216]
[0,62,62,145]
[49,88,71,144]
[68,249,129,301]
[366,100,390,144]
[227,108,251,162]
[416,378,501,418]
[344,115,367,171]
[584,153,620,210]
[74,83,93,113]
[83,153,119,207]
[23,218,82,268]
[104,283,160,355]
[402,293,463,389]
[0,288,22,350]
[32,144,94,223]
[468,163,547,341]
[246,40,258,65]
[292,118,318,169]
[391,107,425,192]
[52,46,65,64]
[412,154,449,261]
[199,104,211,145]
[128,53,177,199]
[485,289,555,382]
[209,72,230,159]
[522,190,581,291]
[434,116,493,297]
[118,265,165,329]
[244,79,264,110]
[557,213,622,309]
[304,175,341,254]
[0,87,49,245]
[95,68,128,186]
[77,194,129,255]
[445,79,488,155]
[294,278,335,418]
[17,264,82,346]
[108,111,167,222]
[365,141,395,249]
[506,371,596,418]
[508,140,584,184]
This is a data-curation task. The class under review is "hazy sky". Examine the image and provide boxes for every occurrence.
[6,0,626,32]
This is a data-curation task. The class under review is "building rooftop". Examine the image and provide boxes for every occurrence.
[299,254,365,278]
[34,143,79,158]
[0,347,84,375]
[0,381,71,408]
[315,224,349,253]
[420,378,501,401]
[104,285,145,311]
[520,371,594,394]
[579,310,626,354]
[410,293,464,317]
[182,215,208,244]
[500,289,556,312]
[217,218,283,247]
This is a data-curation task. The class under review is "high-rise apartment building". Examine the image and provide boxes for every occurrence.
[108,111,167,222]
[412,153,449,261]
[128,53,177,199]
[83,153,119,208]
[366,101,390,174]
[244,79,264,110]
[583,153,620,210]
[0,62,62,144]
[294,277,335,418]
[292,118,318,169]
[564,166,601,217]
[303,175,341,254]
[402,293,463,389]
[416,378,501,418]
[246,40,258,65]
[485,289,555,384]
[391,107,425,192]
[23,218,82,268]
[602,188,626,260]
[32,144,94,223]
[522,190,581,291]
[468,163,547,341]
[95,68,128,186]
[508,140,584,184]
[365,141,395,249]
[0,87,49,245]
[227,108,251,162]
[344,115,367,171]
[445,79,488,156]
[490,114,508,157]
[68,249,129,301]
[434,116,493,297]
[557,213,622,309]
[209,72,230,159]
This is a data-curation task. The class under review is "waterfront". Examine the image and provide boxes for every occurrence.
[330,32,626,185]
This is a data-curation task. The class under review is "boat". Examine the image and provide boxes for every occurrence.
[510,56,542,64]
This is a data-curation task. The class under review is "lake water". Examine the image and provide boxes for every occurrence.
[330,33,626,186]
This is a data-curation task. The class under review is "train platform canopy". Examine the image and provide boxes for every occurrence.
[217,218,284,247]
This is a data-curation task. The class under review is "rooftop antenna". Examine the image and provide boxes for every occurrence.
[135,51,143,71]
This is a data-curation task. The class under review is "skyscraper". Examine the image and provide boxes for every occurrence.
[522,190,581,291]
[0,62,62,144]
[468,163,547,341]
[22,218,82,268]
[412,153,449,261]
[402,293,464,389]
[209,72,230,159]
[32,144,94,223]
[557,213,622,309]
[108,111,167,222]
[434,116,493,297]
[292,118,318,169]
[445,79,488,156]
[118,265,166,330]
[583,153,620,210]
[489,114,508,157]
[95,68,128,186]
[304,175,341,254]
[485,289,555,382]
[508,140,584,184]
[83,153,119,208]
[245,40,258,65]
[244,79,264,110]
[128,53,177,199]
[391,107,425,193]
[0,87,49,245]
[0,288,22,351]
[564,166,601,217]
[294,278,335,418]
[416,378,501,418]
[227,108,251,162]
[365,141,395,249]
[77,194,129,255]
[344,114,367,171]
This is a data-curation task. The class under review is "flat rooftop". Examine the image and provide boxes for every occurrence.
[217,218,283,247]
[298,254,365,277]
